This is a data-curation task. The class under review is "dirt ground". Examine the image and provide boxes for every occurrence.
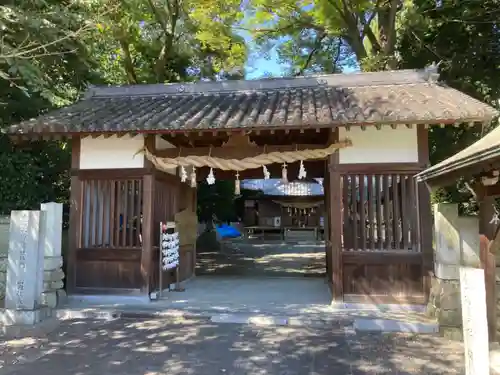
[196,239,326,278]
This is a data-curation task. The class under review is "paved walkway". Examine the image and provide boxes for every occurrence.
[0,317,465,375]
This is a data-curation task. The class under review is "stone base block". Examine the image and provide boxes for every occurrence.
[41,290,67,308]
[43,269,64,283]
[43,280,64,291]
[0,307,52,326]
[426,273,462,338]
[439,326,463,341]
[57,289,67,305]
[41,292,58,308]
[0,317,59,339]
[0,258,7,273]
[44,256,63,271]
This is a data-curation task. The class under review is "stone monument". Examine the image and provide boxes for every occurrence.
[2,210,51,328]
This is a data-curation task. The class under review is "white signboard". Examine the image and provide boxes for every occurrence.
[161,231,179,270]
[459,267,490,375]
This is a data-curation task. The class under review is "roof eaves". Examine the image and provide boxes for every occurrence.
[416,145,500,183]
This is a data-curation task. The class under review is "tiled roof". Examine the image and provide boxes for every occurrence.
[417,124,500,183]
[6,69,498,135]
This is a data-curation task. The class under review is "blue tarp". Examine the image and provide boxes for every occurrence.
[216,224,242,238]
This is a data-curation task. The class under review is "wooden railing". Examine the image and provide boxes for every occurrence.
[341,172,419,252]
[80,178,143,248]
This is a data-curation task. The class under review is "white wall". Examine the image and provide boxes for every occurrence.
[80,135,145,169]
[339,125,418,164]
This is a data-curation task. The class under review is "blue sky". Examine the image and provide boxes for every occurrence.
[246,47,287,79]
[240,29,359,79]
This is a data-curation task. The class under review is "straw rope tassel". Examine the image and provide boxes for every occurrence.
[141,139,352,172]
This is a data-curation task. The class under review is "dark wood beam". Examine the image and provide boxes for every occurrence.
[140,173,154,295]
[484,183,500,198]
[67,137,81,295]
[417,125,433,303]
[153,141,349,159]
[141,134,156,296]
[337,163,425,174]
[328,135,343,301]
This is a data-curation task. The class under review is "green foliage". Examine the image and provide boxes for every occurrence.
[0,0,99,105]
[397,0,500,209]
[0,0,247,216]
[245,0,403,73]
[197,180,238,223]
[0,135,70,215]
[89,0,247,84]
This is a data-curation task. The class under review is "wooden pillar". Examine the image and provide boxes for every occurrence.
[324,161,331,283]
[477,188,497,341]
[140,135,156,295]
[417,125,433,301]
[327,128,343,301]
[67,137,81,294]
[478,195,497,241]
[418,183,433,300]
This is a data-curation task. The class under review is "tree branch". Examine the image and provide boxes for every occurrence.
[332,39,343,72]
[119,39,138,84]
[0,4,118,60]
[294,33,326,76]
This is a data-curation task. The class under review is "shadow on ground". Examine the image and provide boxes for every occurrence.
[196,240,326,278]
[0,317,464,375]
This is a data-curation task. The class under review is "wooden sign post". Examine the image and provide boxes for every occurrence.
[460,267,490,375]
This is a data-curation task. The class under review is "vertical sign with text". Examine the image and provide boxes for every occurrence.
[5,211,42,311]
[460,267,490,375]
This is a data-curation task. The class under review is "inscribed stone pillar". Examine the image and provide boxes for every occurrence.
[40,202,65,308]
[5,211,44,313]
[40,203,63,257]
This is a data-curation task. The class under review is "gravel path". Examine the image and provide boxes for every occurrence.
[0,317,464,375]
[196,241,326,277]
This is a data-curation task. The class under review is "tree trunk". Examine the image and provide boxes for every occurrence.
[119,39,138,84]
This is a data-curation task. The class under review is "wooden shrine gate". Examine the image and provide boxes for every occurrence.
[325,165,425,304]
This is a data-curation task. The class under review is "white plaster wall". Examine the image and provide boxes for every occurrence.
[339,125,418,164]
[80,135,145,169]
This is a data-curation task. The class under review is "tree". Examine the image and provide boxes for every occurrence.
[0,1,101,215]
[0,1,108,105]
[397,0,500,210]
[90,0,247,84]
[0,0,248,216]
[244,0,407,72]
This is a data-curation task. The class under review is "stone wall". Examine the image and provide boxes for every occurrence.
[0,255,65,307]
[0,216,9,256]
[0,256,5,301]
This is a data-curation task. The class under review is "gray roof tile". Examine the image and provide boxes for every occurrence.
[7,69,498,135]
